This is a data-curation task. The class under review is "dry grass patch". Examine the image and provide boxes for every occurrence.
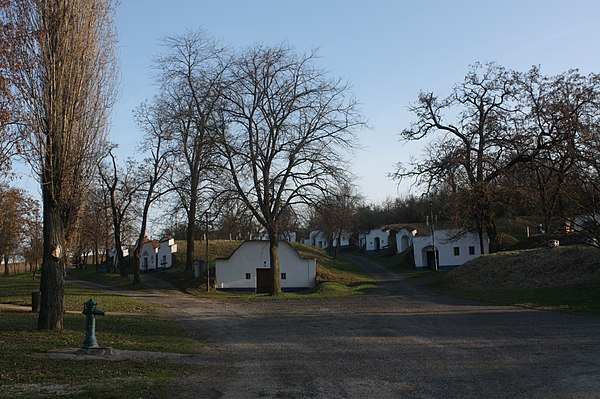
[444,245,600,289]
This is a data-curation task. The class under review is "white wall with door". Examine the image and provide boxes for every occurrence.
[412,230,488,270]
[215,241,316,291]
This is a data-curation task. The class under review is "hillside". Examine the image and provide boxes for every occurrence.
[442,245,600,289]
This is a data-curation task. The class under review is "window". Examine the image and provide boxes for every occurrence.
[453,247,460,256]
[245,273,251,280]
[469,246,475,255]
[281,273,287,280]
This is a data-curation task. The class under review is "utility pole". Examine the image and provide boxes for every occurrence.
[205,211,210,292]
[429,201,439,272]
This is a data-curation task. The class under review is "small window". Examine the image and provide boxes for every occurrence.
[245,273,251,280]
[281,273,287,280]
[453,247,460,256]
[469,246,475,255]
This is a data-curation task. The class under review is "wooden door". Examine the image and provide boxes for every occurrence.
[426,250,438,271]
[256,268,271,293]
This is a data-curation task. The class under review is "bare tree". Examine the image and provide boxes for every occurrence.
[516,68,600,232]
[131,100,175,284]
[311,183,362,259]
[0,185,34,275]
[8,0,117,330]
[0,0,23,177]
[98,148,140,276]
[218,45,363,295]
[21,197,42,278]
[79,185,112,267]
[393,63,538,252]
[155,30,228,272]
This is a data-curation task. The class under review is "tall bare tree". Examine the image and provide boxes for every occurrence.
[516,68,600,232]
[155,30,228,272]
[131,100,174,284]
[0,0,23,177]
[218,45,362,295]
[394,63,538,251]
[8,0,117,330]
[98,148,140,277]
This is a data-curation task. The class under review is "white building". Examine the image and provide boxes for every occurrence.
[139,236,177,272]
[309,230,329,249]
[308,230,351,249]
[395,226,417,254]
[157,236,178,269]
[359,228,390,252]
[412,229,488,270]
[215,241,317,292]
[108,246,129,269]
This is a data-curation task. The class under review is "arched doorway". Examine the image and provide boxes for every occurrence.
[374,237,380,251]
[400,235,409,251]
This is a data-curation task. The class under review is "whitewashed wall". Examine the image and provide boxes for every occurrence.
[157,238,177,269]
[360,229,389,252]
[216,241,316,291]
[395,228,416,254]
[413,230,488,269]
[140,241,157,271]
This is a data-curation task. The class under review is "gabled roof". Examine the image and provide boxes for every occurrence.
[142,237,159,250]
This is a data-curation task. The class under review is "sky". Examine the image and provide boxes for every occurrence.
[14,0,600,204]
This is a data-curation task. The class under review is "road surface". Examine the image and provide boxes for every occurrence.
[127,255,600,398]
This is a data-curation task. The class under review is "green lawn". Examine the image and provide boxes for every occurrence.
[1,272,158,313]
[0,273,203,398]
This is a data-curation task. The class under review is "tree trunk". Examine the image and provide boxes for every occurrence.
[2,254,7,276]
[112,217,127,276]
[132,248,140,285]
[37,200,66,331]
[133,224,148,285]
[268,235,282,296]
[332,229,342,260]
[185,196,197,272]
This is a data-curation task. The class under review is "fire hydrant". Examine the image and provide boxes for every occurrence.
[82,299,105,349]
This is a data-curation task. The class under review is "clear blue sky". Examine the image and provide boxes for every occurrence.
[18,0,600,204]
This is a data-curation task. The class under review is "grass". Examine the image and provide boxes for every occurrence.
[361,242,600,315]
[431,278,600,314]
[428,245,600,315]
[0,273,204,398]
[1,272,158,313]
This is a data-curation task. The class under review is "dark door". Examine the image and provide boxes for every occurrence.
[256,268,271,293]
[426,250,438,271]
[374,237,380,251]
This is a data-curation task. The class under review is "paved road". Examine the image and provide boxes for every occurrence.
[131,257,600,399]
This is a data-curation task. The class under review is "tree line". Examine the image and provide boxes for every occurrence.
[393,62,600,252]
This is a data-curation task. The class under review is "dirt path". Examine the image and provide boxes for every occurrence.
[73,261,600,398]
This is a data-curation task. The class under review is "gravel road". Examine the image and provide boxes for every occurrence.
[128,256,600,399]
